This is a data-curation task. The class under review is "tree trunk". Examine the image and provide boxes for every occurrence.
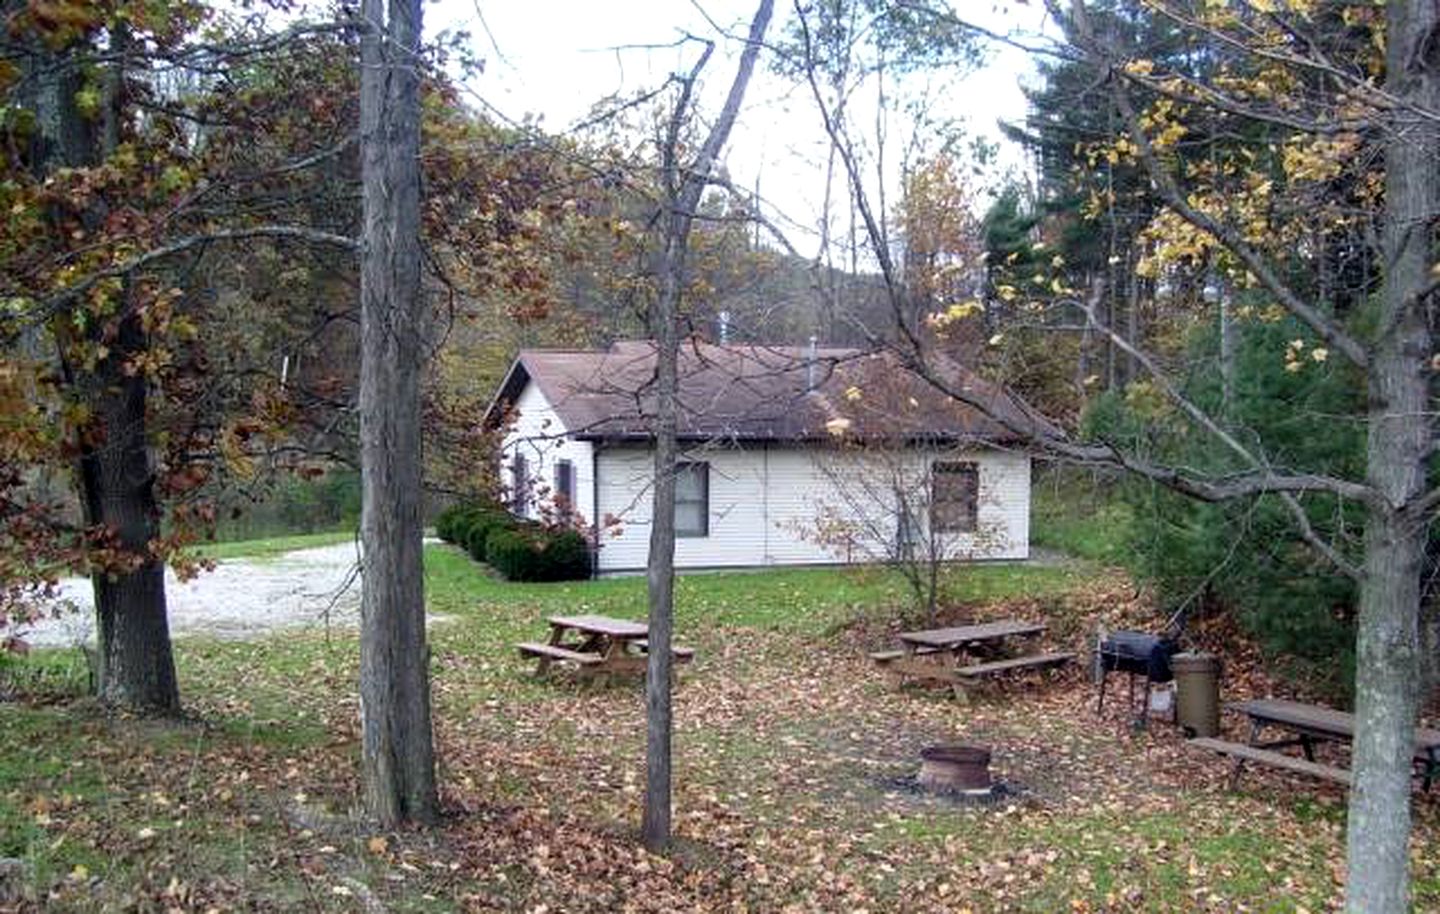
[357,0,439,827]
[1344,2,1438,909]
[80,309,180,714]
[643,1,774,852]
[27,34,180,714]
[642,265,679,852]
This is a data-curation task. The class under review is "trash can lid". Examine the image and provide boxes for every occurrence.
[1171,651,1220,670]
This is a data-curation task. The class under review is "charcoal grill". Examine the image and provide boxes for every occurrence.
[1095,630,1180,721]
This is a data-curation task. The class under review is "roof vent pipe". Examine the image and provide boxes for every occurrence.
[806,334,818,391]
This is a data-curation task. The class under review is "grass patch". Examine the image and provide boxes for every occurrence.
[188,529,356,563]
[1031,469,1135,564]
[426,543,1089,639]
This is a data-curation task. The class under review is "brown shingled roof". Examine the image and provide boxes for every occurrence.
[485,340,1059,444]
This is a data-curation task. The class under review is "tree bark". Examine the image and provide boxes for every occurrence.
[642,257,680,852]
[643,0,774,853]
[1343,2,1438,909]
[357,0,439,827]
[26,33,181,714]
[80,309,180,714]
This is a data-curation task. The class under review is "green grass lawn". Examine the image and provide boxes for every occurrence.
[186,528,357,562]
[2,542,1436,912]
[185,528,357,562]
[1030,470,1135,565]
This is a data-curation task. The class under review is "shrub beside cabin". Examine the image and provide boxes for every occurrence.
[483,341,1056,575]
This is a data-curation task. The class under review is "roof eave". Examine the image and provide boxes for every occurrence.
[481,356,531,431]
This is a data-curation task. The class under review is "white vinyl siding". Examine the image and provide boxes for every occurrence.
[500,382,594,526]
[499,377,1032,574]
[593,441,1030,573]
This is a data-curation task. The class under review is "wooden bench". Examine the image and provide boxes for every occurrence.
[949,651,1074,702]
[953,651,1075,680]
[1189,736,1352,788]
[869,645,945,664]
[633,641,696,663]
[516,642,604,668]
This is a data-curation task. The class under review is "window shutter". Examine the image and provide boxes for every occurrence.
[555,460,575,514]
[512,452,529,514]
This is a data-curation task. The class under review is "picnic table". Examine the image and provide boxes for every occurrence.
[516,614,694,679]
[869,619,1073,699]
[1190,698,1440,790]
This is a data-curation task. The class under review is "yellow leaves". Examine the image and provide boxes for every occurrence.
[843,386,863,402]
[1281,135,1358,185]
[1123,59,1154,77]
[1137,209,1219,277]
[925,299,986,335]
[1104,136,1136,165]
[1152,122,1188,150]
[219,424,256,480]
[1284,338,1327,373]
[1137,97,1188,150]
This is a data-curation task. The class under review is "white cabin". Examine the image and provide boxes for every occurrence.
[485,342,1052,575]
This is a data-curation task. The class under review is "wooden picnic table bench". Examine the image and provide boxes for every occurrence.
[1188,698,1440,790]
[871,619,1070,699]
[517,614,695,679]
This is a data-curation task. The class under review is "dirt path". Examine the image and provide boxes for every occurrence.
[18,541,367,649]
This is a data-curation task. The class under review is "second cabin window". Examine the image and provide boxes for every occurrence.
[930,461,979,533]
[674,462,709,537]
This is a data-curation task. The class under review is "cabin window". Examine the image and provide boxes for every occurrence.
[511,452,529,515]
[930,461,979,532]
[674,462,709,537]
[554,459,575,516]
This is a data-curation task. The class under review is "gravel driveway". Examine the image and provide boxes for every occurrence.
[16,540,367,649]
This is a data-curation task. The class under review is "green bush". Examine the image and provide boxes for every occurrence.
[485,524,591,582]
[436,505,462,542]
[435,502,511,559]
[437,503,481,543]
[462,510,512,562]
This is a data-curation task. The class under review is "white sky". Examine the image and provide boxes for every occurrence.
[431,1,1055,256]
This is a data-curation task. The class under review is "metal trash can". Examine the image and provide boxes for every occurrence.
[1172,652,1221,737]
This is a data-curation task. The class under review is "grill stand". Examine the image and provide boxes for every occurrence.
[1096,667,1153,731]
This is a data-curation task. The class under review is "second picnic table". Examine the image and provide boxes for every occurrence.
[1191,698,1440,790]
[870,619,1073,698]
[517,613,694,678]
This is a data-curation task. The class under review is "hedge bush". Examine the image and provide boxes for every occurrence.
[436,504,466,543]
[485,524,591,582]
[459,511,507,562]
[436,502,513,561]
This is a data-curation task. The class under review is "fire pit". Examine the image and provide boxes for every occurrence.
[918,744,992,795]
